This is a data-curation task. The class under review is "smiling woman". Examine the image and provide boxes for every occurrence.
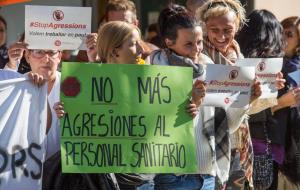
[196,1,253,189]
[197,0,246,64]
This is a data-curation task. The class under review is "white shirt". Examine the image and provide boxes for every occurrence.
[45,71,61,159]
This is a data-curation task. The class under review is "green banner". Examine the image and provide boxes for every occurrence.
[60,62,198,173]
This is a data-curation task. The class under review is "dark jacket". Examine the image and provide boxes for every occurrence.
[281,56,300,183]
[249,85,289,146]
[42,152,119,190]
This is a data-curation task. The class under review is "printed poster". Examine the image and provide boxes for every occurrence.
[25,5,91,50]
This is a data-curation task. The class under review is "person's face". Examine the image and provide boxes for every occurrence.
[206,11,238,54]
[114,29,143,64]
[107,10,136,25]
[0,21,6,46]
[166,26,203,62]
[284,26,299,57]
[26,49,61,79]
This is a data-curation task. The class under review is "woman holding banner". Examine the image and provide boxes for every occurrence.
[148,4,254,190]
[55,21,152,190]
[7,42,62,159]
[237,9,300,190]
[6,38,120,189]
[96,20,151,190]
[197,1,288,188]
[197,0,253,188]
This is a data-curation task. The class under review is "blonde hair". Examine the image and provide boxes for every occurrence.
[97,21,140,63]
[197,0,246,31]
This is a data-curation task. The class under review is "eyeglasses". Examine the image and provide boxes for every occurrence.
[31,50,60,58]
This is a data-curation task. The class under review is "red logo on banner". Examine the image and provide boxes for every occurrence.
[224,97,230,104]
[257,62,266,72]
[61,77,81,97]
[229,70,238,80]
[53,10,64,21]
[54,40,61,46]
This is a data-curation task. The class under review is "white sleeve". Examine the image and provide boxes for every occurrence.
[248,98,277,115]
[3,62,19,72]
[226,106,249,134]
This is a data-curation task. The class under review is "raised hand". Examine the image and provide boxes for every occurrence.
[86,33,98,62]
[275,72,286,90]
[7,42,28,69]
[250,79,262,103]
[191,79,206,107]
[53,102,65,118]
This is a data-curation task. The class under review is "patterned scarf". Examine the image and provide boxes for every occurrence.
[203,37,254,187]
[203,36,241,65]
[202,106,230,184]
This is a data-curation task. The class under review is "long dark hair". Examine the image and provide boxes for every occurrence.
[236,9,285,58]
[158,4,200,48]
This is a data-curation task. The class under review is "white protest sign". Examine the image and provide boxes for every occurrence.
[201,64,255,108]
[236,58,282,99]
[0,70,47,190]
[25,5,91,50]
[288,70,300,86]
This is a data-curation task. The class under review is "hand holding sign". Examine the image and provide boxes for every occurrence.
[27,72,46,87]
[7,42,28,69]
[275,72,286,90]
[250,79,262,103]
[192,79,206,107]
[53,102,65,118]
[86,33,98,62]
[186,103,198,118]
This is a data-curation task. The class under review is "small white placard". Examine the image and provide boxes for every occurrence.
[25,5,91,50]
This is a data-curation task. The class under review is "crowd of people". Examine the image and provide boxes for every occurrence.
[0,0,300,189]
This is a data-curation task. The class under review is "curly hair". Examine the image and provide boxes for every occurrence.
[236,9,285,58]
[197,0,246,31]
